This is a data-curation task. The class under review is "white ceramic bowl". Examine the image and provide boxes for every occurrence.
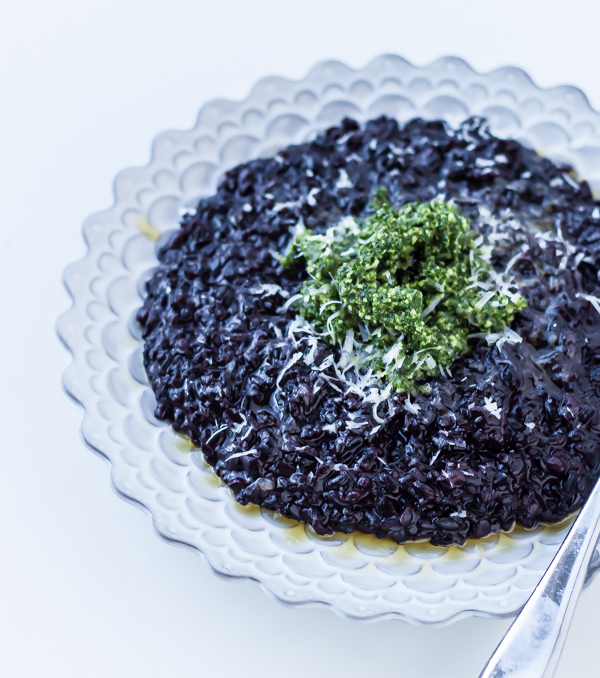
[58,55,600,625]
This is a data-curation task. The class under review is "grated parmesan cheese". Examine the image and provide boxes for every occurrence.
[306,187,320,206]
[577,293,600,317]
[484,397,502,420]
[249,283,290,298]
[404,396,421,415]
[206,424,229,443]
[335,169,353,190]
[276,352,303,387]
[273,201,298,212]
[225,448,257,462]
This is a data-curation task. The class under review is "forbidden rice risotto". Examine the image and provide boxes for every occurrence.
[137,115,600,546]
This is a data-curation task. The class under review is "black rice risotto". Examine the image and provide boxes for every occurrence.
[137,116,600,546]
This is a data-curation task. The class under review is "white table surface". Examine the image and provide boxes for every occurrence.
[2,1,600,676]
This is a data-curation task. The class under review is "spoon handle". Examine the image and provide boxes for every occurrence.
[479,477,600,678]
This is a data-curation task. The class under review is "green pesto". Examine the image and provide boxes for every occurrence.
[280,193,527,392]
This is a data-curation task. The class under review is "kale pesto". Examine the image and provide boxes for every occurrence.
[281,195,527,391]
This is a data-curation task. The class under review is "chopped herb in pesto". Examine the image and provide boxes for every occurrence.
[280,193,527,392]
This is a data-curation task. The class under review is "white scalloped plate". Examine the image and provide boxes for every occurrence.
[58,55,600,625]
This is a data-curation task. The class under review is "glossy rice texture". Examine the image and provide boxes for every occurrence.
[138,116,600,545]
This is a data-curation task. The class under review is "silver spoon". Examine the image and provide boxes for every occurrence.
[479,477,600,677]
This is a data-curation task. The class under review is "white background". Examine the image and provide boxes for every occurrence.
[2,1,600,676]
